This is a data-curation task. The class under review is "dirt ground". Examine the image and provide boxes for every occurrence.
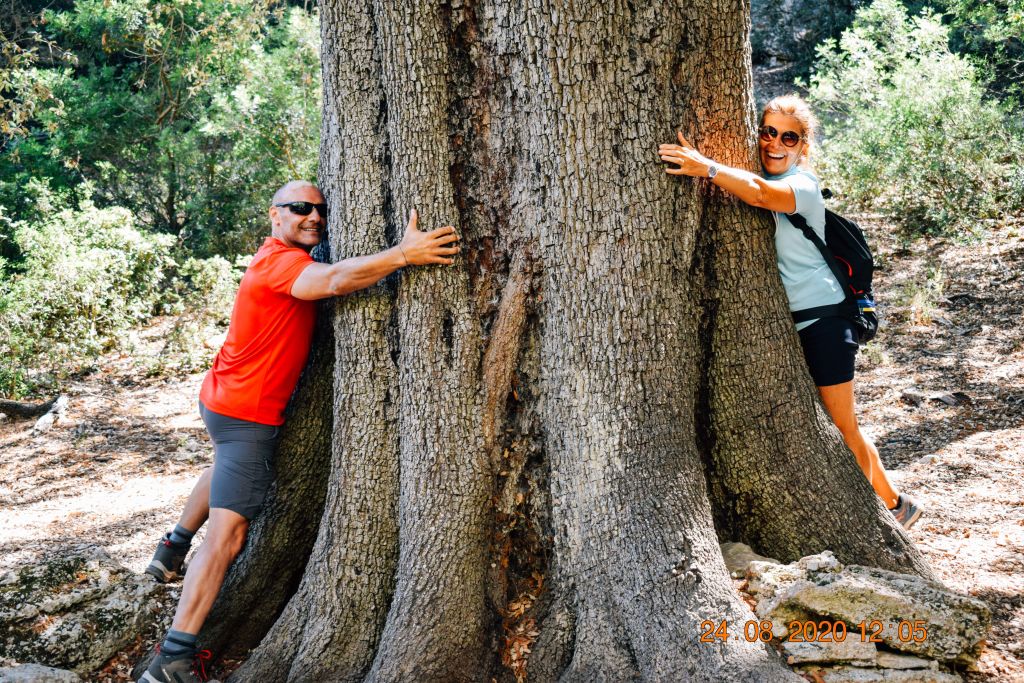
[1,220,1022,682]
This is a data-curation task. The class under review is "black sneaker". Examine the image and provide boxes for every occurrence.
[145,533,189,583]
[138,649,216,683]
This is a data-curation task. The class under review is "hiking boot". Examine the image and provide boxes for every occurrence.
[145,533,189,583]
[893,494,923,529]
[138,649,215,683]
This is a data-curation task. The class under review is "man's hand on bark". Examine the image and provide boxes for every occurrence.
[399,209,460,266]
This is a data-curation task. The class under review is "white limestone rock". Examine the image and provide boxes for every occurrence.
[0,664,82,682]
[804,664,962,682]
[0,546,166,675]
[746,552,990,665]
[781,638,877,665]
[720,541,781,578]
[875,651,938,670]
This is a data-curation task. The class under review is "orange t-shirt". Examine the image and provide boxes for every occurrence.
[199,237,317,425]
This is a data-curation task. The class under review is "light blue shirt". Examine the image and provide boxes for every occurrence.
[768,167,845,331]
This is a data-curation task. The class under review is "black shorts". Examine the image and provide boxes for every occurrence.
[199,401,279,520]
[797,316,859,387]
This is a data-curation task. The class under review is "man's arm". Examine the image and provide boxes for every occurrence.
[290,209,460,301]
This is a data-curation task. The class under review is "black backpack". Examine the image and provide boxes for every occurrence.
[786,194,878,343]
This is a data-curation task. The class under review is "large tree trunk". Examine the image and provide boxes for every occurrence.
[214,1,930,680]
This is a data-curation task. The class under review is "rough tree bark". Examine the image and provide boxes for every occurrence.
[212,1,931,680]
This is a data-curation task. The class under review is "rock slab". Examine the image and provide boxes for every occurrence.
[782,638,877,665]
[720,541,781,578]
[0,664,82,682]
[747,552,990,664]
[803,665,962,682]
[0,545,166,674]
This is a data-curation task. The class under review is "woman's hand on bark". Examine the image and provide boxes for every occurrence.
[659,131,713,177]
[399,209,460,266]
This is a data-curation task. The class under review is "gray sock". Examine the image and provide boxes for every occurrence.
[160,629,197,659]
[168,524,195,547]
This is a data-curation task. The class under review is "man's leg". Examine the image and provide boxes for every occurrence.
[145,467,212,583]
[141,403,276,681]
[176,466,213,533]
[818,379,900,509]
[169,507,249,633]
[140,507,249,682]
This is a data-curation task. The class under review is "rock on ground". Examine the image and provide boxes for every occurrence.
[747,552,991,665]
[720,540,781,578]
[0,664,82,682]
[782,638,878,665]
[801,665,963,682]
[0,545,166,674]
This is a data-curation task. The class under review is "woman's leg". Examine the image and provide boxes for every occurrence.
[817,379,900,509]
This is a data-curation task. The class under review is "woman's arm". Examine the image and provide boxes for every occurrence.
[658,132,796,214]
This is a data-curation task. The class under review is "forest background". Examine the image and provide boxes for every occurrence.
[1,0,1024,681]
[0,0,1022,398]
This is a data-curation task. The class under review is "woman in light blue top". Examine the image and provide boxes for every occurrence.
[658,94,921,529]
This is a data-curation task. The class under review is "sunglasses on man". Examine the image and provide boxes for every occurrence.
[759,125,804,147]
[274,201,328,218]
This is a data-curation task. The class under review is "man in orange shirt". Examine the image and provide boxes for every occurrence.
[139,180,459,683]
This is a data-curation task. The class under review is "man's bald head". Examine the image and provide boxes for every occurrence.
[269,180,326,253]
[272,180,322,206]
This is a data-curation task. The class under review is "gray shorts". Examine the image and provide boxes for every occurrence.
[199,401,279,520]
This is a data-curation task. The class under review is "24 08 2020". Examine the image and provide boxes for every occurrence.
[699,619,929,643]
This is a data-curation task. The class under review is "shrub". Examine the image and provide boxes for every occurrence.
[5,3,321,257]
[934,0,1024,102]
[0,193,176,396]
[806,0,1024,236]
[0,193,249,396]
[151,254,246,375]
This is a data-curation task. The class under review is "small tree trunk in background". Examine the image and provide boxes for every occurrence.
[217,1,930,680]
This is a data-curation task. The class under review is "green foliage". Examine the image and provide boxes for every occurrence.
[0,1,319,394]
[184,8,321,256]
[1,30,49,141]
[160,255,244,319]
[0,188,245,397]
[0,190,175,395]
[750,0,1022,100]
[931,0,1024,100]
[807,0,1024,235]
[151,254,246,375]
[900,263,946,325]
[1,2,320,256]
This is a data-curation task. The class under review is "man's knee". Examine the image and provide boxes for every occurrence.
[224,527,247,557]
[207,513,249,559]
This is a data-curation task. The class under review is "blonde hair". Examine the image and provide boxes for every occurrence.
[761,94,819,170]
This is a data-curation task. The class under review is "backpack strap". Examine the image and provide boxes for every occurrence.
[791,303,849,323]
[786,210,857,324]
[786,210,851,293]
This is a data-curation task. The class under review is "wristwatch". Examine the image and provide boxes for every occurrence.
[707,164,719,179]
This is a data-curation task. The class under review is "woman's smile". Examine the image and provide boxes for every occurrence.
[759,112,805,175]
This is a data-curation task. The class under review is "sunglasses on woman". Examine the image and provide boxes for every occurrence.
[759,125,803,147]
[274,201,328,217]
